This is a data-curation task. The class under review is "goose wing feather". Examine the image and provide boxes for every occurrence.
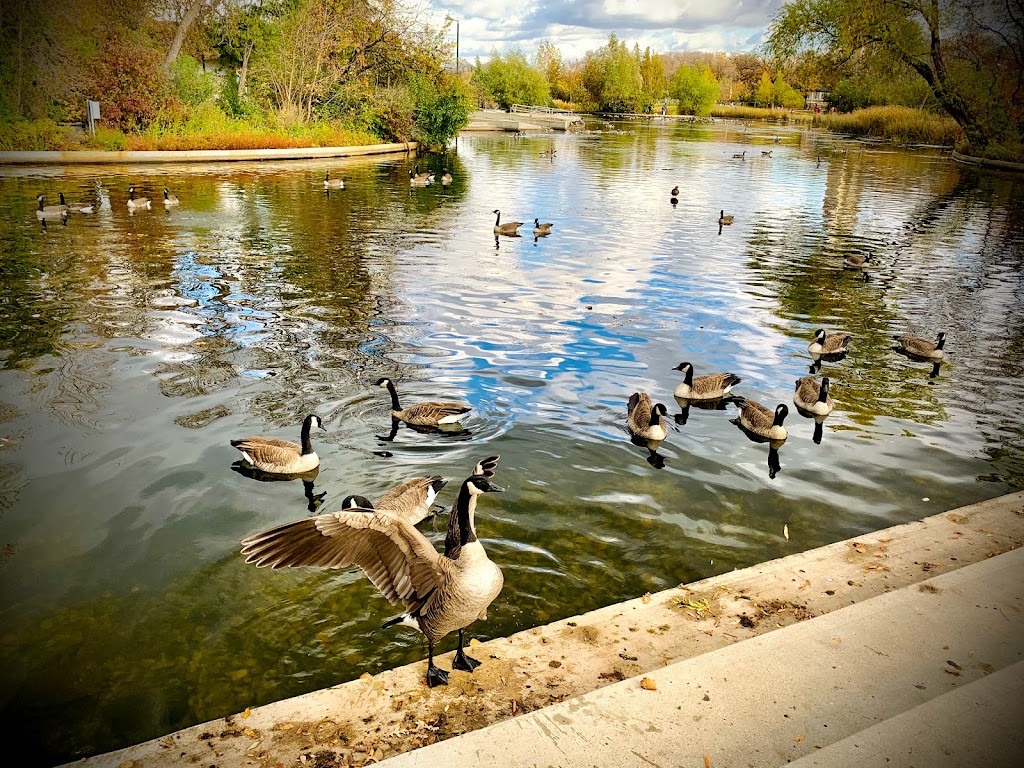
[627,392,653,431]
[691,372,741,397]
[376,476,446,524]
[895,336,934,355]
[734,397,773,432]
[793,377,833,409]
[399,402,471,425]
[241,511,448,615]
[231,437,301,464]
[822,333,851,352]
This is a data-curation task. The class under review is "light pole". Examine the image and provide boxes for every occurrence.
[455,19,460,74]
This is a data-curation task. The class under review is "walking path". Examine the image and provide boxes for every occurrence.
[63,491,1024,768]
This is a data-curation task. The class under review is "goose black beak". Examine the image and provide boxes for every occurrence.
[486,483,506,493]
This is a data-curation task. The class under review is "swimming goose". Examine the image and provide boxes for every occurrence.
[843,253,871,269]
[127,186,151,209]
[719,210,734,225]
[240,466,507,687]
[342,475,448,526]
[441,169,453,186]
[58,192,93,213]
[671,185,680,196]
[35,194,67,219]
[409,169,430,187]
[733,151,746,159]
[808,328,852,355]
[730,397,789,441]
[323,171,344,189]
[533,218,553,235]
[793,376,834,417]
[672,362,741,401]
[163,188,180,207]
[894,331,946,360]
[492,209,522,236]
[230,413,326,474]
[627,392,669,442]
[376,377,472,426]
[761,150,772,157]
[414,164,434,182]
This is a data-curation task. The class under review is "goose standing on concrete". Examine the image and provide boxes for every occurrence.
[893,331,946,360]
[324,171,344,189]
[230,413,326,474]
[492,209,522,236]
[376,377,472,427]
[127,186,151,210]
[240,462,507,687]
[163,188,180,207]
[58,192,93,213]
[672,362,741,401]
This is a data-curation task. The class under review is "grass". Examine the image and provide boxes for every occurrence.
[712,104,814,122]
[815,105,960,146]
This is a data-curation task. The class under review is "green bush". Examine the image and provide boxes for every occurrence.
[361,86,415,142]
[411,73,472,148]
[171,55,216,107]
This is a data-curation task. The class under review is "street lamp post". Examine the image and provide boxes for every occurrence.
[455,20,459,74]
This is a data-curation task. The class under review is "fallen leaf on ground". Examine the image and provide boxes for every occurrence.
[640,677,657,690]
[704,754,711,768]
[794,735,806,742]
[242,707,251,719]
[784,524,789,540]
[360,672,372,680]
[469,638,480,646]
[852,543,867,554]
[641,592,652,604]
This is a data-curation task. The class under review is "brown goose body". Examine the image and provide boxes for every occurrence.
[376,377,472,426]
[793,376,834,417]
[533,218,553,235]
[808,328,852,355]
[672,362,741,401]
[492,209,522,235]
[35,194,67,218]
[731,397,789,441]
[894,332,946,360]
[627,392,668,442]
[343,475,448,526]
[127,186,151,210]
[58,192,93,213]
[241,465,506,687]
[719,210,734,225]
[843,253,871,269]
[231,413,325,474]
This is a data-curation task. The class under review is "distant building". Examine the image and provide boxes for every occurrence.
[805,90,830,110]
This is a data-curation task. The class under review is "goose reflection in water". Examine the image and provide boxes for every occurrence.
[673,395,734,426]
[378,417,472,443]
[809,350,849,375]
[230,463,326,514]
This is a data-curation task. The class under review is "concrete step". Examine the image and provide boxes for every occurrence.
[377,546,1024,767]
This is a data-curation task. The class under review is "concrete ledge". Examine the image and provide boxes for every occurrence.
[952,149,1024,172]
[62,491,1024,768]
[0,142,417,165]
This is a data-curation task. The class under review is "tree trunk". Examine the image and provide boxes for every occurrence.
[162,0,204,75]
[238,42,252,99]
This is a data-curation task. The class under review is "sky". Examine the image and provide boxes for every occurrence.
[423,0,787,62]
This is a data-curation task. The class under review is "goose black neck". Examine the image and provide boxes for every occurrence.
[444,482,478,559]
[38,197,44,211]
[683,366,694,386]
[649,406,663,427]
[494,210,501,225]
[773,408,787,427]
[300,415,315,455]
[936,334,946,350]
[817,379,830,403]
[385,380,401,411]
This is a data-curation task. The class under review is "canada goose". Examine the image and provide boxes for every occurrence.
[671,185,680,196]
[58,192,93,213]
[240,466,507,687]
[343,476,448,526]
[35,194,67,219]
[843,253,871,269]
[733,151,746,159]
[540,149,556,157]
[893,331,946,360]
[492,209,522,236]
[730,397,789,441]
[719,210,734,225]
[409,169,430,187]
[127,186,151,210]
[533,218,553,235]
[376,377,471,426]
[414,164,434,182]
[793,376,834,417]
[441,169,453,186]
[323,171,344,189]
[672,362,741,401]
[761,150,772,157]
[230,413,326,474]
[808,328,852,355]
[627,392,669,442]
[162,188,180,207]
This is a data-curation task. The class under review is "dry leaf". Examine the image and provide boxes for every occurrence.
[511,699,519,714]
[641,592,652,604]
[469,638,480,646]
[242,707,251,719]
[794,734,805,742]
[640,677,657,691]
[243,727,256,738]
[852,543,867,554]
[704,755,711,768]
[783,524,789,540]
[374,748,383,761]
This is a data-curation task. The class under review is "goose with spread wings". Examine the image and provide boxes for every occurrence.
[241,459,506,687]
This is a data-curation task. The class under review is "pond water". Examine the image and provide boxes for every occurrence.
[1,120,1023,765]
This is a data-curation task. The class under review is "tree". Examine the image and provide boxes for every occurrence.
[640,47,666,107]
[766,0,1024,154]
[599,35,643,112]
[211,0,279,104]
[671,64,719,116]
[472,49,550,109]
[535,41,562,96]
[161,0,210,75]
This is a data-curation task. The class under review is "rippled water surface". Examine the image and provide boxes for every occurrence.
[2,121,1023,764]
